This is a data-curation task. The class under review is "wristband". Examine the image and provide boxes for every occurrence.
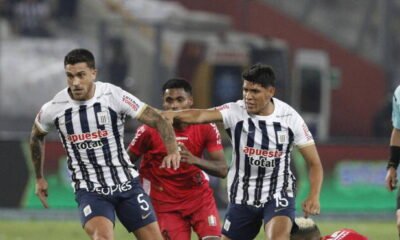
[387,146,400,170]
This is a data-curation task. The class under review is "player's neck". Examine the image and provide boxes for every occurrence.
[173,122,187,131]
[258,99,274,116]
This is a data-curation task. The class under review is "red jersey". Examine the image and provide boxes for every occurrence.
[323,229,368,240]
[128,123,223,209]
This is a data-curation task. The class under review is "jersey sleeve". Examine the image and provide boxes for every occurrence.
[34,101,55,133]
[112,85,147,119]
[204,123,223,152]
[392,88,400,129]
[291,110,315,148]
[216,102,237,129]
[128,125,151,156]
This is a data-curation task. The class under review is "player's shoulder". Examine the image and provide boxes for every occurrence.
[394,85,400,100]
[216,100,246,112]
[273,98,300,118]
[95,81,120,96]
[42,87,70,112]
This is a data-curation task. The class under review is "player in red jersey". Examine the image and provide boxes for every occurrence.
[290,217,368,240]
[127,78,228,240]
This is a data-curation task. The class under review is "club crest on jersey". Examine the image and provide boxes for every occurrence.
[96,111,110,125]
[277,130,288,144]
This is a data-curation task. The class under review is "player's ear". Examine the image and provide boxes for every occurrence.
[188,96,194,107]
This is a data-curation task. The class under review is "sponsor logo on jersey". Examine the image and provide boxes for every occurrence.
[243,146,283,158]
[92,181,133,195]
[67,130,109,143]
[75,140,104,150]
[249,156,276,168]
[122,95,139,111]
[243,146,281,168]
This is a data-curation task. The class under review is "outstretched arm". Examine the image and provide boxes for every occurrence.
[298,144,323,218]
[163,109,223,125]
[29,123,49,208]
[386,128,400,191]
[137,106,180,169]
[179,143,228,178]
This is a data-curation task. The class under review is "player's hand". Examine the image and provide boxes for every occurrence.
[302,195,320,218]
[178,143,196,165]
[161,111,175,125]
[385,167,398,191]
[160,150,181,170]
[35,178,49,208]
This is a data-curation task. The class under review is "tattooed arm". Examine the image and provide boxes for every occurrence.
[137,106,180,169]
[29,123,49,208]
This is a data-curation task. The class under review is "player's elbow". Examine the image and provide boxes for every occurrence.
[218,164,228,178]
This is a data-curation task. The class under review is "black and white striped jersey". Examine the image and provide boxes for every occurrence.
[35,82,146,191]
[218,99,314,206]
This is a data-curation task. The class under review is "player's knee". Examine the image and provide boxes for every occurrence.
[201,236,220,240]
[87,231,113,240]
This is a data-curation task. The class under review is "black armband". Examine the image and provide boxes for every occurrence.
[387,146,400,170]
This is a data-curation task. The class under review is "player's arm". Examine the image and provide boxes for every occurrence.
[298,144,323,218]
[137,105,180,169]
[179,143,228,178]
[386,128,400,191]
[163,109,223,124]
[29,123,49,208]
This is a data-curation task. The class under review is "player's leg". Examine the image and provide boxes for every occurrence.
[115,178,162,240]
[263,193,295,240]
[75,189,116,240]
[84,216,114,240]
[221,203,263,240]
[190,194,221,240]
[157,211,191,240]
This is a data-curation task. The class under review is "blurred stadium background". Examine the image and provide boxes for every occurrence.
[0,0,400,239]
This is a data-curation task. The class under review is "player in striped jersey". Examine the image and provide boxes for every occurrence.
[385,85,400,238]
[29,49,180,240]
[165,64,323,240]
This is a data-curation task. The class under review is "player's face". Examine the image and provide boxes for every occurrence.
[65,62,97,101]
[162,88,193,111]
[242,80,275,115]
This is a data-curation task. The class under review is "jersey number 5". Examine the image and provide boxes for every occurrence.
[137,193,150,211]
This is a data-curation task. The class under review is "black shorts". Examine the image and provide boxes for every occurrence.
[75,178,157,232]
[221,193,295,240]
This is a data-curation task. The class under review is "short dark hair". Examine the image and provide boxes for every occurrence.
[291,218,321,240]
[64,48,96,69]
[242,63,275,88]
[162,78,192,95]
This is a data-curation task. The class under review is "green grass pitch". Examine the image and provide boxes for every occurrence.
[0,219,396,239]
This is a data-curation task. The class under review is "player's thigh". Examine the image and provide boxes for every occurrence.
[264,216,292,240]
[190,197,221,239]
[134,221,163,240]
[84,216,114,240]
[115,178,158,233]
[157,211,191,240]
[263,193,295,239]
[221,203,263,240]
[75,189,116,230]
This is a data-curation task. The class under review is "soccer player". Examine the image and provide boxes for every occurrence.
[29,48,180,240]
[290,217,368,240]
[164,64,323,240]
[127,78,228,240]
[385,85,400,238]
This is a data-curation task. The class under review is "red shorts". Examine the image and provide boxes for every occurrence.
[153,194,221,240]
